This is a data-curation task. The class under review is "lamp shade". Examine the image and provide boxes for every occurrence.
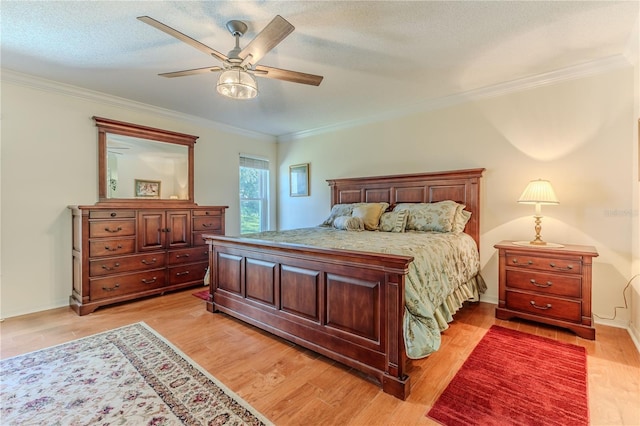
[517,179,559,205]
[216,68,258,100]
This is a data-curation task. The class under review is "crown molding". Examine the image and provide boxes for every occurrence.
[279,54,633,142]
[0,69,275,142]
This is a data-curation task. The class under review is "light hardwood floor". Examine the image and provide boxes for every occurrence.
[1,289,639,425]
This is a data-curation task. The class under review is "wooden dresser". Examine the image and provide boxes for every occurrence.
[494,240,598,339]
[70,204,226,315]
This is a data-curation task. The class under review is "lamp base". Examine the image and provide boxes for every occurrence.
[512,241,565,248]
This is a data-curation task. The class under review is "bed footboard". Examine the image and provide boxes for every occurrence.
[204,235,414,400]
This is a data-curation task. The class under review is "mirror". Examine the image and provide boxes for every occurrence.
[94,117,197,204]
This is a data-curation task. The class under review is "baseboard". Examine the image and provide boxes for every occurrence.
[628,321,640,354]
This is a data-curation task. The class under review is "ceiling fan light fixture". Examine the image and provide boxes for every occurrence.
[216,68,258,100]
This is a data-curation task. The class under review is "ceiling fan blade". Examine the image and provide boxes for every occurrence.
[138,16,228,63]
[159,66,222,78]
[239,15,294,65]
[254,65,323,86]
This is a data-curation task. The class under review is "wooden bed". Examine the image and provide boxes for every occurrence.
[203,168,484,400]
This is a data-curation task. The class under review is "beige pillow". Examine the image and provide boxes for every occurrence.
[379,210,408,232]
[333,215,364,231]
[352,203,388,230]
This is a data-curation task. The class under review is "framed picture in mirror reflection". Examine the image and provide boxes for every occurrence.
[135,179,161,198]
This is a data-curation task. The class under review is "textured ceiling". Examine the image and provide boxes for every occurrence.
[2,1,638,137]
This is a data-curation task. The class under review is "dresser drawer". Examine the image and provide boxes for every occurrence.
[89,238,135,257]
[506,254,582,275]
[167,246,209,265]
[89,252,167,277]
[193,216,222,232]
[168,261,208,285]
[505,270,581,298]
[193,209,223,217]
[89,220,135,238]
[90,269,166,300]
[89,210,136,219]
[505,290,581,322]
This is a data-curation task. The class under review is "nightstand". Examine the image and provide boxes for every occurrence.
[494,240,598,339]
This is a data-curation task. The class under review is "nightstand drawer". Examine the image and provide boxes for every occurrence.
[506,254,582,275]
[506,290,581,322]
[505,270,581,298]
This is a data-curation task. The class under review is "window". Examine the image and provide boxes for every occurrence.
[239,156,270,234]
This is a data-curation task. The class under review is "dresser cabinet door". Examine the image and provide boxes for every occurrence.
[166,210,191,248]
[138,211,166,251]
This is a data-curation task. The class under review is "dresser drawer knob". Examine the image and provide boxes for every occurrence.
[102,283,120,291]
[530,301,552,310]
[101,263,120,271]
[549,263,573,271]
[110,212,117,217]
[530,279,552,288]
[141,258,157,265]
[141,277,157,284]
[104,226,122,233]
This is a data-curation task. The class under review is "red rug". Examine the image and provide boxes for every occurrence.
[192,289,209,301]
[427,325,588,426]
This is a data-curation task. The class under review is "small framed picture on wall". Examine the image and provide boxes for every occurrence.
[289,163,309,197]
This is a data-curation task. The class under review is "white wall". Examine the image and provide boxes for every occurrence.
[277,66,637,329]
[0,73,277,318]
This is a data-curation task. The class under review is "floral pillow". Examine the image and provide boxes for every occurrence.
[333,215,364,231]
[393,200,461,232]
[378,210,408,233]
[452,206,471,233]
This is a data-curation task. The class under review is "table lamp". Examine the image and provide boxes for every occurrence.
[517,179,559,246]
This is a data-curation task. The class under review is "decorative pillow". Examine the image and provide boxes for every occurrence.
[320,202,389,228]
[378,210,408,233]
[393,201,460,232]
[333,215,364,231]
[452,206,471,233]
[321,203,362,226]
[352,203,389,230]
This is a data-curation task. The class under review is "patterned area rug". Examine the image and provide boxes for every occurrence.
[427,325,588,426]
[1,322,271,425]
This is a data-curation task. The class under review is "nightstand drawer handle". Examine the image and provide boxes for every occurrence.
[104,244,122,252]
[549,263,573,271]
[530,301,552,310]
[104,226,122,233]
[141,277,157,284]
[512,259,533,265]
[530,279,552,288]
[141,258,157,265]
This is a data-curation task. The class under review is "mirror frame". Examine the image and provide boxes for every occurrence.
[94,116,197,205]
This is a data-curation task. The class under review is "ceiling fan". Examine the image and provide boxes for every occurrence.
[137,15,323,100]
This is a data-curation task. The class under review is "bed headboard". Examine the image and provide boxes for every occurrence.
[326,168,485,248]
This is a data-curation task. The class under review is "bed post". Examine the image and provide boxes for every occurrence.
[382,272,410,400]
